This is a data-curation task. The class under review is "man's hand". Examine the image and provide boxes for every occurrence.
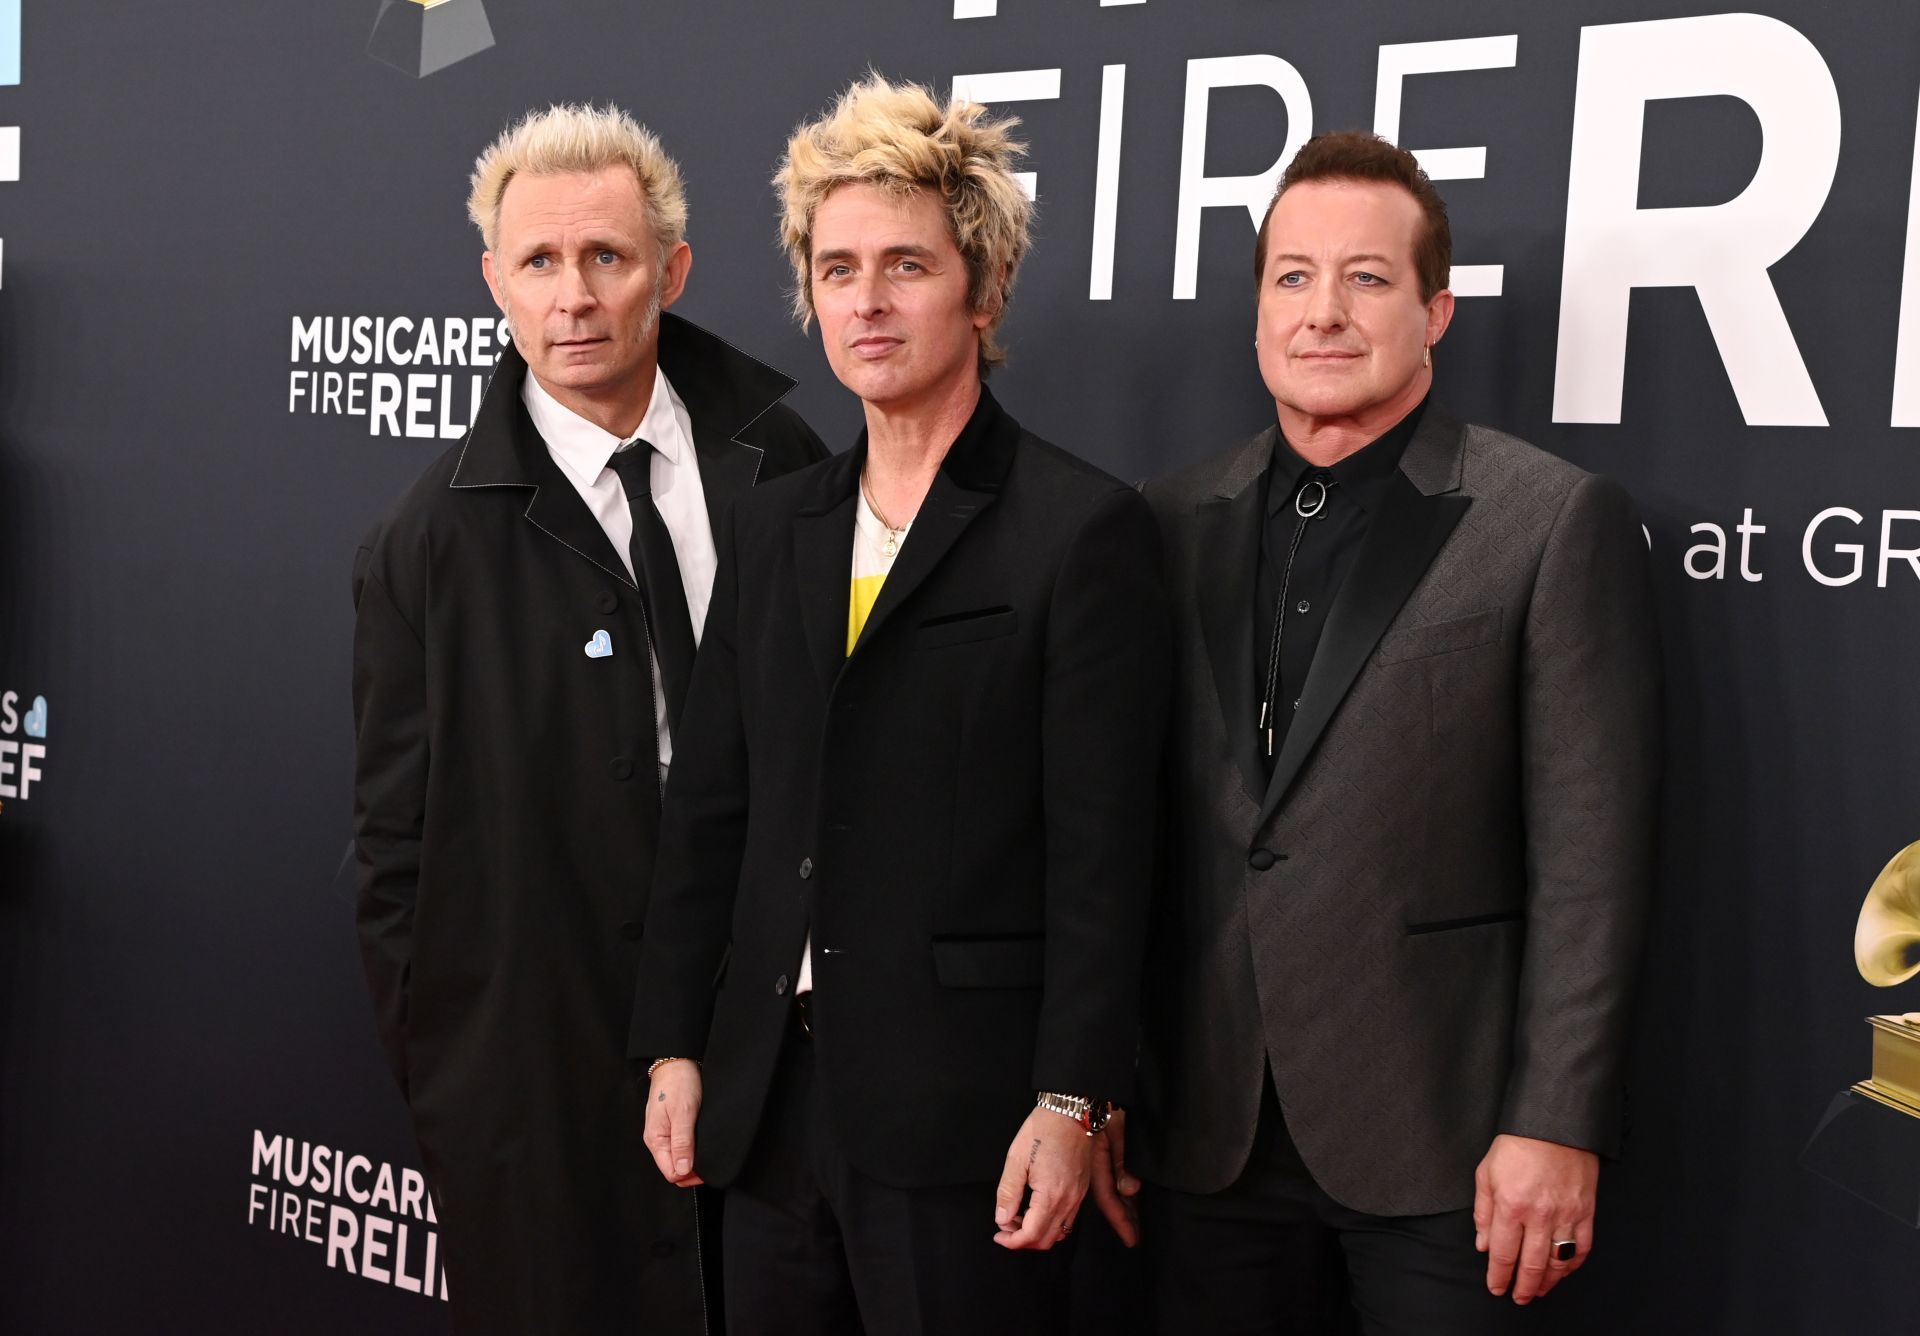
[1088,1107,1141,1247]
[1473,1133,1598,1304]
[643,1060,705,1188]
[993,1105,1095,1250]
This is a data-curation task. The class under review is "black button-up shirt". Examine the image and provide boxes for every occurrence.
[1254,399,1427,769]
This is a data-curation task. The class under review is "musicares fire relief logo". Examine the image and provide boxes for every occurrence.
[248,1130,450,1302]
[1,688,49,805]
[289,314,506,440]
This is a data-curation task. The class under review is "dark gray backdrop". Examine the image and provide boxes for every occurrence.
[1,1,1915,1331]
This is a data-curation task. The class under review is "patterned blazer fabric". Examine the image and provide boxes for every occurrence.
[1135,409,1660,1217]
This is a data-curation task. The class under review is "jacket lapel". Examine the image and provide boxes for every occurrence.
[1194,429,1276,806]
[845,391,1015,657]
[1255,411,1471,830]
[657,313,795,536]
[448,342,636,588]
[792,451,861,696]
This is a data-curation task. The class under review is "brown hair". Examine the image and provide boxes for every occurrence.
[1254,131,1451,301]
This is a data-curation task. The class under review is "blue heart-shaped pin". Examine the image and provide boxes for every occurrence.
[22,695,46,739]
[583,630,613,659]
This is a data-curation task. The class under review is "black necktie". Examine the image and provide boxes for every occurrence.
[605,442,697,736]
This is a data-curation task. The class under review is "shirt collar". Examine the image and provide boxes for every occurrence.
[1267,396,1428,518]
[522,362,688,490]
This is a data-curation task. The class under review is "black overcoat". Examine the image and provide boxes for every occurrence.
[629,389,1172,1189]
[351,313,826,1334]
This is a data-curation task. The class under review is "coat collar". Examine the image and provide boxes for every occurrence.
[1194,428,1278,805]
[1190,408,1471,816]
[1254,406,1470,828]
[791,387,1018,696]
[654,312,799,535]
[448,313,801,585]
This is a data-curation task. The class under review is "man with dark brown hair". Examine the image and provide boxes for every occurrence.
[1119,130,1659,1333]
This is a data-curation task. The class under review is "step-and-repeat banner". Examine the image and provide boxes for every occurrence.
[1,2,1914,1330]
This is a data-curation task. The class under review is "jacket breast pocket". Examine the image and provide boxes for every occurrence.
[932,934,1045,988]
[914,606,1018,650]
[1374,609,1501,665]
[1405,908,1524,936]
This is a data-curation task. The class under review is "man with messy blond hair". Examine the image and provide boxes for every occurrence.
[467,102,689,257]
[352,102,824,1334]
[772,76,1031,371]
[632,75,1170,1335]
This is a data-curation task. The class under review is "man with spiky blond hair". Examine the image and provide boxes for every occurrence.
[631,76,1170,1334]
[352,103,825,1334]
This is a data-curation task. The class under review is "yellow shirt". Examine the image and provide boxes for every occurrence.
[847,488,908,654]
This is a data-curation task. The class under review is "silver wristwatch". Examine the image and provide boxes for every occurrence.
[1035,1091,1111,1136]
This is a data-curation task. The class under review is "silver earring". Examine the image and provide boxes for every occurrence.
[1423,345,1431,368]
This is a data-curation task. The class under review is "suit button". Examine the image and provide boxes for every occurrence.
[609,756,634,781]
[775,974,790,995]
[596,592,619,614]
[799,857,813,879]
[619,920,643,941]
[1248,848,1277,871]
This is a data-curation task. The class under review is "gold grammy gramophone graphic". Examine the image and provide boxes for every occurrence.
[1851,842,1920,1114]
[368,0,494,79]
[1804,839,1920,1223]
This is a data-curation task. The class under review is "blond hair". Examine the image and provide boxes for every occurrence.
[775,75,1032,371]
[467,103,688,254]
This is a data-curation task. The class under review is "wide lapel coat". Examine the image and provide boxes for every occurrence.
[352,316,824,1335]
[1138,406,1656,1218]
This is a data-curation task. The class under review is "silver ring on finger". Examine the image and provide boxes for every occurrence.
[1550,1237,1576,1264]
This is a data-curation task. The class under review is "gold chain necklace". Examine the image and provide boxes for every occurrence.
[859,471,908,560]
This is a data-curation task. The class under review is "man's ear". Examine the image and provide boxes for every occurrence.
[482,251,506,314]
[659,241,693,310]
[1425,288,1456,348]
[971,265,1010,332]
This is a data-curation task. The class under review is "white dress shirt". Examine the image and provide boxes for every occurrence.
[523,365,717,778]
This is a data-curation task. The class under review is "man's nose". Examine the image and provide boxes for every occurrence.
[852,270,889,320]
[1305,280,1347,331]
[556,260,597,314]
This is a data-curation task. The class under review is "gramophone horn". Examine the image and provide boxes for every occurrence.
[1855,840,1920,987]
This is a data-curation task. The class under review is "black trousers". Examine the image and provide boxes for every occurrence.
[723,1015,1075,1336]
[1141,1081,1540,1336]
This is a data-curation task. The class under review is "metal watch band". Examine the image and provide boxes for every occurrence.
[1035,1090,1108,1135]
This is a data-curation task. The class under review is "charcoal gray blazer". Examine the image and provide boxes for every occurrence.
[1133,406,1660,1217]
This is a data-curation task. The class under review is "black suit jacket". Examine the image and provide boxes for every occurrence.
[629,389,1172,1189]
[1135,408,1659,1217]
[351,313,826,1333]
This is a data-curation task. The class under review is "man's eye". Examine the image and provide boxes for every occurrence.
[528,255,549,270]
[1278,271,1305,286]
[596,250,619,265]
[897,260,922,274]
[1353,272,1382,286]
[824,263,851,279]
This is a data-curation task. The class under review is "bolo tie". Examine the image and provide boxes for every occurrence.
[1258,471,1334,759]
